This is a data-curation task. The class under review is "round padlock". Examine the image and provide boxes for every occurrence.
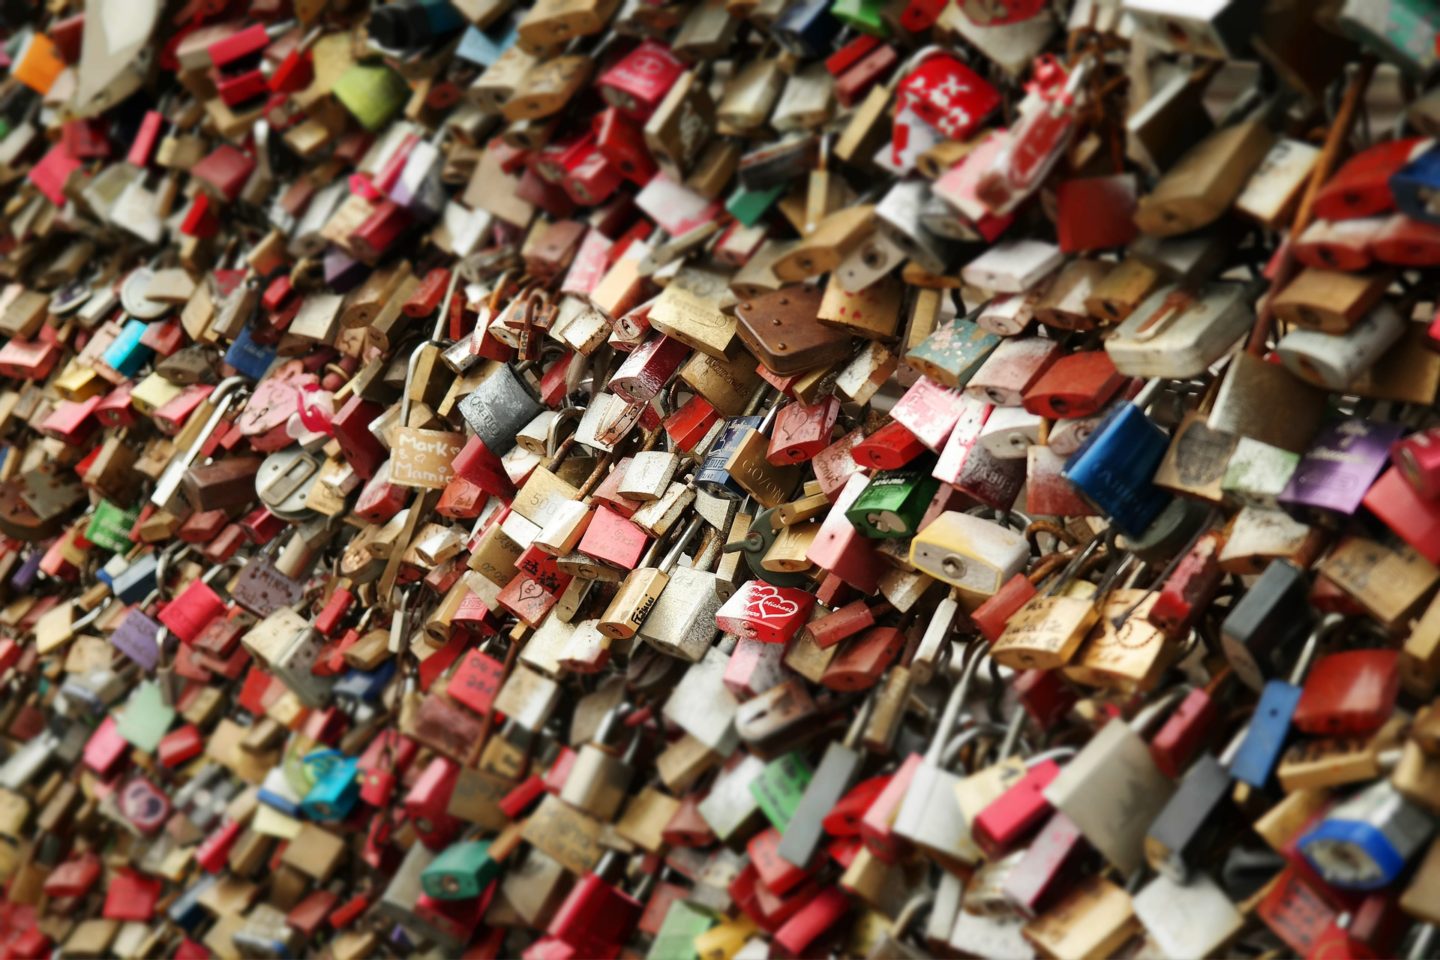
[256,447,323,519]
[120,267,169,319]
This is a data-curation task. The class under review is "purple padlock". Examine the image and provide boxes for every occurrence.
[10,551,41,592]
[1277,418,1405,523]
[110,609,163,672]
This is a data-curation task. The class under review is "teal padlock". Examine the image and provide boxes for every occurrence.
[299,750,359,822]
[101,318,154,379]
[830,0,891,36]
[726,185,786,228]
[85,500,140,554]
[421,839,500,900]
[845,467,940,539]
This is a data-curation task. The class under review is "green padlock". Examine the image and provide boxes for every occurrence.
[726,185,786,229]
[85,499,140,554]
[749,752,813,831]
[646,899,714,960]
[846,468,940,539]
[421,839,500,900]
[830,0,891,36]
[332,63,410,132]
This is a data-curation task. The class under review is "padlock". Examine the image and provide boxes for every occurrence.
[1278,417,1403,525]
[1062,380,1173,537]
[1134,112,1276,237]
[1228,615,1341,789]
[1043,689,1187,874]
[889,651,992,870]
[1299,779,1435,891]
[715,580,816,645]
[908,510,1028,599]
[846,469,940,540]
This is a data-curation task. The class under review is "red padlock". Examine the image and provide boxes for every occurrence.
[851,420,927,470]
[594,108,658,186]
[1371,213,1440,266]
[1022,351,1126,419]
[192,144,256,202]
[403,756,463,850]
[599,41,684,120]
[897,54,1000,141]
[158,724,205,768]
[545,856,643,960]
[1013,668,1076,732]
[1292,650,1399,736]
[1364,466,1440,565]
[1149,677,1228,779]
[158,577,226,644]
[803,598,888,649]
[1312,138,1427,222]
[612,335,689,405]
[315,587,356,638]
[715,580,817,644]
[971,758,1062,859]
[1148,530,1226,638]
[859,752,923,862]
[1394,427,1440,500]
[972,573,1037,643]
[576,506,649,571]
[821,625,904,691]
[771,886,849,959]
[748,827,810,896]
[768,396,840,465]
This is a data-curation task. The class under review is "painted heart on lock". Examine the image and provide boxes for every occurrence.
[743,583,802,622]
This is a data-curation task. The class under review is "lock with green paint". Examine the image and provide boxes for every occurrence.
[421,839,501,900]
[831,0,892,36]
[749,751,813,830]
[846,467,940,539]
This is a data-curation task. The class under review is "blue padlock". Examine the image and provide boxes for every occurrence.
[101,319,155,379]
[110,552,160,604]
[257,765,304,818]
[695,415,765,501]
[1227,615,1337,789]
[167,875,217,932]
[454,21,516,68]
[1389,143,1440,225]
[1062,384,1172,538]
[224,324,278,380]
[1297,780,1435,890]
[773,0,842,58]
[333,660,397,702]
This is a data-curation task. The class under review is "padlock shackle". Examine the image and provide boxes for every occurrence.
[400,339,446,427]
[1288,612,1344,685]
[430,268,462,341]
[926,646,986,764]
[997,707,1025,762]
[843,688,877,750]
[1129,684,1191,736]
[1042,535,1103,597]
[1131,378,1166,412]
[150,376,250,509]
[659,516,705,573]
[940,720,1006,768]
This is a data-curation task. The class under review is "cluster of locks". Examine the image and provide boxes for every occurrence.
[5,0,1440,956]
